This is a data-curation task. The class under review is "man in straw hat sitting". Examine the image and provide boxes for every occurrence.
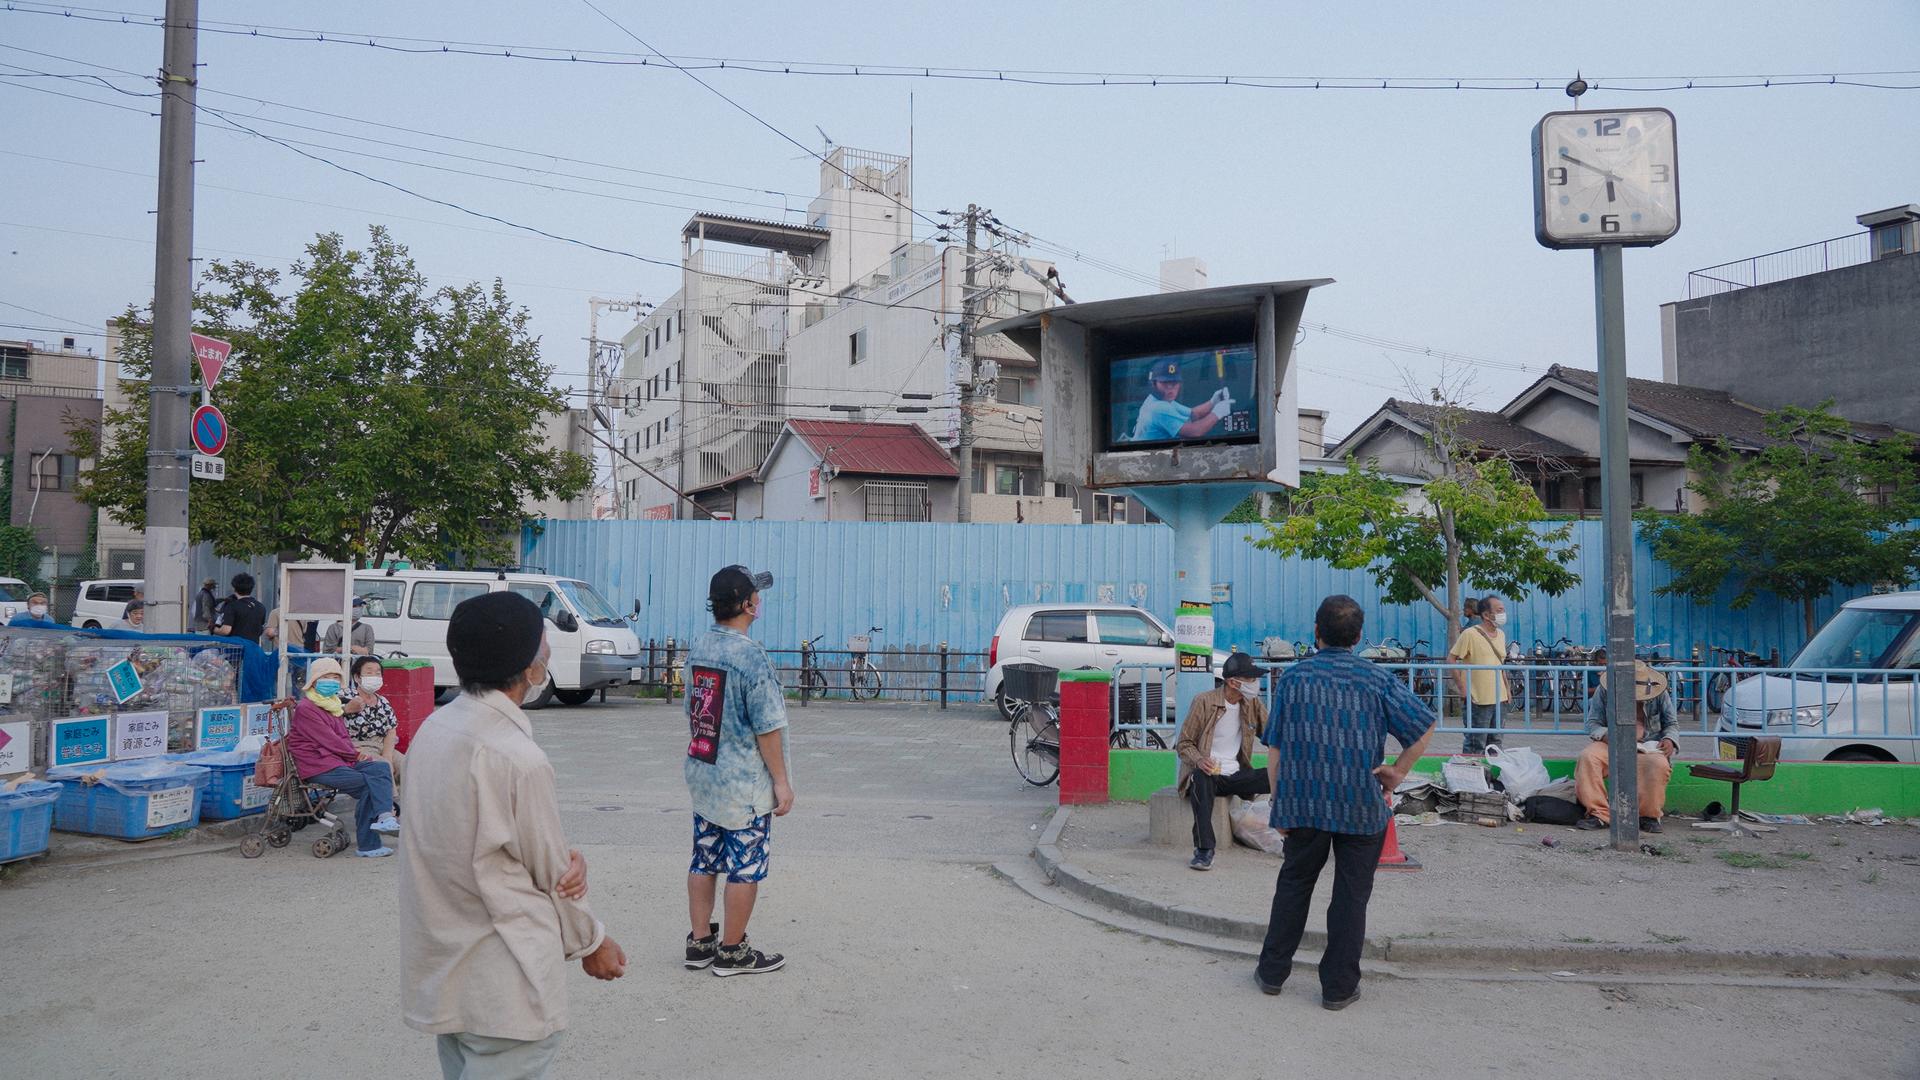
[1575,654,1679,834]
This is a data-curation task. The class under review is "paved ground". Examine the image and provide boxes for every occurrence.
[2,697,1917,1079]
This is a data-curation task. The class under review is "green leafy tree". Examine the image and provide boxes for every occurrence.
[71,228,590,567]
[1639,403,1920,637]
[1253,399,1579,640]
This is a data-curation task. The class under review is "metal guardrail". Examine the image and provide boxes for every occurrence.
[1110,659,1920,753]
[1685,230,1872,298]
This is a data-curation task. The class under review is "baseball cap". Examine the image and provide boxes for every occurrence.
[1222,652,1262,681]
[709,564,774,607]
[1149,359,1182,382]
[350,596,366,608]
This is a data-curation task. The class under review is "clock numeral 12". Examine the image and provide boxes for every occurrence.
[1595,118,1622,136]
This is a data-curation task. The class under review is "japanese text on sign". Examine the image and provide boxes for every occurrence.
[50,716,110,768]
[145,786,194,829]
[114,710,168,760]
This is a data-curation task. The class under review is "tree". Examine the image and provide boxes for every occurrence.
[72,228,590,567]
[1639,402,1920,638]
[1252,394,1580,640]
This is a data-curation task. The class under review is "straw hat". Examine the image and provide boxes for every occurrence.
[1599,660,1668,702]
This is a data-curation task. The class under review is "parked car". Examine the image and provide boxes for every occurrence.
[1717,591,1920,763]
[343,569,642,708]
[985,602,1229,720]
[0,576,30,623]
[71,578,143,629]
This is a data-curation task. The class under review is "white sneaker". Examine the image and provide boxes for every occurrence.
[355,846,393,858]
[371,814,401,835]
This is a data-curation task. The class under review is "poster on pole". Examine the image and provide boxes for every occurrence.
[1173,601,1215,672]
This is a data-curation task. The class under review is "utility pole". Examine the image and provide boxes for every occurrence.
[142,0,197,633]
[955,204,982,523]
[1594,243,1640,852]
[586,295,646,519]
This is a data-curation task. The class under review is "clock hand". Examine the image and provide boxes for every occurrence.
[1558,152,1618,181]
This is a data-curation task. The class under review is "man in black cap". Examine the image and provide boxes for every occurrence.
[399,590,626,1079]
[681,564,794,977]
[1172,652,1272,870]
[323,596,378,656]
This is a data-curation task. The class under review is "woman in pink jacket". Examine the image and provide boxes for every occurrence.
[287,657,400,857]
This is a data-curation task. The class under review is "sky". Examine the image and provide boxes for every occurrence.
[2,0,1916,439]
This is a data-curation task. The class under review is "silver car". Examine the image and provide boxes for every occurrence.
[1719,591,1920,763]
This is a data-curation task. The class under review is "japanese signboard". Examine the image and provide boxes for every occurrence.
[1173,601,1215,673]
[113,710,169,761]
[50,716,110,768]
[0,720,30,775]
[196,706,245,752]
[106,659,144,705]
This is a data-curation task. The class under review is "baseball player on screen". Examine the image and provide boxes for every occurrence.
[1130,358,1229,442]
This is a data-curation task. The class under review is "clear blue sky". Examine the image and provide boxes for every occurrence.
[3,1,1915,436]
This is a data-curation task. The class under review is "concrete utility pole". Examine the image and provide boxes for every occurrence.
[142,0,197,634]
[586,295,647,519]
[955,204,982,523]
[1594,243,1640,851]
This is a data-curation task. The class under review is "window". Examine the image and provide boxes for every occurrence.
[352,579,405,619]
[0,345,27,381]
[849,328,868,366]
[642,336,650,358]
[663,365,673,393]
[408,581,488,621]
[862,480,930,522]
[1024,611,1089,643]
[508,582,560,621]
[663,414,672,433]
[1094,611,1162,647]
[972,465,987,494]
[665,319,672,342]
[1093,493,1129,524]
[993,465,1043,496]
[27,453,76,492]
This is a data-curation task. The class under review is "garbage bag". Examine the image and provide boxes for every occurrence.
[1229,797,1287,854]
[1484,744,1551,799]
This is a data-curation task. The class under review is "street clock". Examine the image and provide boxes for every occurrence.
[1533,107,1679,248]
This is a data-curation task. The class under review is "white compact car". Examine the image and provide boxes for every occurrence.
[71,578,143,629]
[1718,591,1920,762]
[985,602,1229,720]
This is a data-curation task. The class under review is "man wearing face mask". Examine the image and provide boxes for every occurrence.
[682,564,794,977]
[1172,652,1271,871]
[400,590,624,1080]
[1447,596,1510,754]
[9,592,59,628]
[286,657,401,856]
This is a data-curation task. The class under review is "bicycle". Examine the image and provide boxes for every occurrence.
[798,634,828,701]
[1003,663,1061,786]
[846,626,884,701]
[1706,646,1771,714]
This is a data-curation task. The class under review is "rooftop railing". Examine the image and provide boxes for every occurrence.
[1686,231,1873,298]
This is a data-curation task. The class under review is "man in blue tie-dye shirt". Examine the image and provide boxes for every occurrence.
[682,565,795,978]
[1254,594,1435,1010]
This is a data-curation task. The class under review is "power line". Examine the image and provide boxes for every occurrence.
[8,5,1914,92]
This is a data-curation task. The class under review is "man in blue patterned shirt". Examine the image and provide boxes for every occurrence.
[1255,595,1435,1009]
[682,565,795,977]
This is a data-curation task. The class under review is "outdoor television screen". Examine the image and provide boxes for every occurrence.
[1107,344,1259,449]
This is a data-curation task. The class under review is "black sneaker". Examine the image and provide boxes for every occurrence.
[1639,816,1663,834]
[1322,986,1363,1011]
[684,922,720,970]
[1575,817,1606,831]
[712,937,786,977]
[1189,848,1214,871]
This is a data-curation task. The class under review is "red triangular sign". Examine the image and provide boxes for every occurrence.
[190,332,232,388]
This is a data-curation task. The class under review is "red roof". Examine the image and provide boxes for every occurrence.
[781,418,958,478]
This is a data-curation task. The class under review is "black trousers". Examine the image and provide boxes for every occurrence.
[1254,826,1388,1001]
[1185,767,1270,850]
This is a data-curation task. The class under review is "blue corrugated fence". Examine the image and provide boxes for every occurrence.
[522,519,1869,663]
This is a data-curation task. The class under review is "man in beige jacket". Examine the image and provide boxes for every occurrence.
[399,591,626,1080]
[1172,652,1270,871]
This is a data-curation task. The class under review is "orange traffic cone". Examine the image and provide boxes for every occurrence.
[1378,804,1422,872]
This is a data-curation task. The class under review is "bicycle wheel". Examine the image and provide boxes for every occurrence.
[1012,704,1060,786]
[1109,727,1169,750]
[802,668,828,699]
[1706,671,1731,714]
[847,659,881,701]
[1558,674,1584,715]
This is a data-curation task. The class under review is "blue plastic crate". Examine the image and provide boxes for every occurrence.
[167,750,267,820]
[0,780,63,863]
[47,761,211,841]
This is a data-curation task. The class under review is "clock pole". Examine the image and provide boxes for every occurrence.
[1592,242,1640,852]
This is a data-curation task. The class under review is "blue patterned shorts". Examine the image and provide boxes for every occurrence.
[690,813,772,884]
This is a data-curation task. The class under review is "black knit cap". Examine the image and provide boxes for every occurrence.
[449,591,545,685]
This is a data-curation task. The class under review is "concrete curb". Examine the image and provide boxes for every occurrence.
[1031,806,1920,979]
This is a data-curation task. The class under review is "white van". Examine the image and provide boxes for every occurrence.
[343,569,642,707]
[0,577,31,623]
[71,578,143,629]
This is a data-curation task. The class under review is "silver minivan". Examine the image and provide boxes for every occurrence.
[1719,591,1920,762]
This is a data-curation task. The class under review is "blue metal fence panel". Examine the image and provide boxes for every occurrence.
[524,519,1873,663]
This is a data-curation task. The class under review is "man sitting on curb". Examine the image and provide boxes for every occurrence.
[1173,652,1270,871]
[1576,659,1678,834]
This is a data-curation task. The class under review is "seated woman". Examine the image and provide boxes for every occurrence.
[341,655,403,789]
[287,657,401,857]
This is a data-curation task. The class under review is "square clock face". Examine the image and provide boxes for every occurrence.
[1533,108,1679,248]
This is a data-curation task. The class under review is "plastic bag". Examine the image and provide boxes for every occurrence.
[1484,744,1551,799]
[1228,796,1287,854]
